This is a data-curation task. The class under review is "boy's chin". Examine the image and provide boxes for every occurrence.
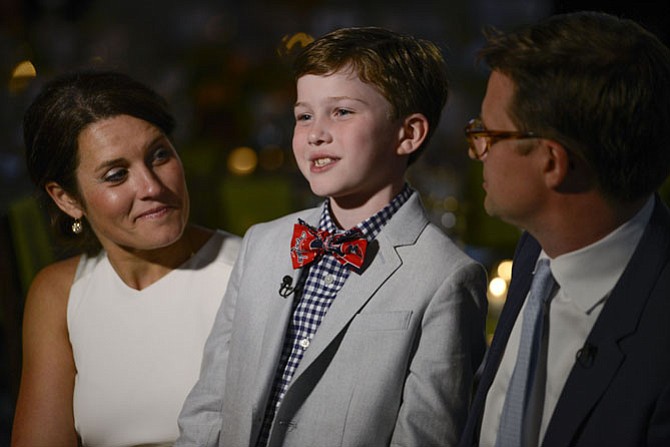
[306,182,334,198]
[307,188,329,198]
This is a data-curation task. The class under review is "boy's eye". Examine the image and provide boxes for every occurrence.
[335,108,352,117]
[295,113,312,122]
[103,167,128,183]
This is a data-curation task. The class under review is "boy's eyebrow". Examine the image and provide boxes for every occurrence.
[294,96,369,108]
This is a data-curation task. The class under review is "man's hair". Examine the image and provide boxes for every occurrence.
[293,26,449,165]
[479,11,670,201]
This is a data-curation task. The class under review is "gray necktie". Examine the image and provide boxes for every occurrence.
[496,259,556,447]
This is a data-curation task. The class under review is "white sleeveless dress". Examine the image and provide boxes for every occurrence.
[68,230,240,446]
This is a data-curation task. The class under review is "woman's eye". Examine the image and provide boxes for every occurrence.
[152,146,173,165]
[103,168,127,183]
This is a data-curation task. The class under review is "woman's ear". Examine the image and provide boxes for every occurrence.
[45,182,84,219]
[397,113,429,156]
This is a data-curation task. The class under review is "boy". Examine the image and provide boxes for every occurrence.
[177,27,487,447]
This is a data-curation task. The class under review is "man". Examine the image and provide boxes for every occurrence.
[459,11,670,447]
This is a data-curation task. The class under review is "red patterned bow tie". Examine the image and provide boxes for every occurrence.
[290,219,368,269]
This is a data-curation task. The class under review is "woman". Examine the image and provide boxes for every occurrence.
[11,70,240,446]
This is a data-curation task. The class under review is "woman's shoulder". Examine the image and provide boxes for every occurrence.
[200,227,242,265]
[21,255,81,336]
[27,255,81,307]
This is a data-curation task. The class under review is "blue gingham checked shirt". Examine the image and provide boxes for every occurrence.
[256,184,414,446]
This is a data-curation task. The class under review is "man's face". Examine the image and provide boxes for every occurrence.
[478,70,547,229]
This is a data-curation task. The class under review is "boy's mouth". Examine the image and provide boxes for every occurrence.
[313,157,336,167]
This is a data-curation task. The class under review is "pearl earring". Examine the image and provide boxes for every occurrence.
[72,218,83,235]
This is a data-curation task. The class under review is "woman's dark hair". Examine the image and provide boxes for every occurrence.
[24,70,176,254]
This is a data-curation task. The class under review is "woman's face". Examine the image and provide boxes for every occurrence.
[71,114,189,254]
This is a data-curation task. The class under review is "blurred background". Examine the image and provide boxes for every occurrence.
[1,0,668,442]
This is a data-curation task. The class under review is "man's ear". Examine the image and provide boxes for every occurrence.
[397,113,429,156]
[542,139,592,193]
[45,181,84,219]
[541,139,570,188]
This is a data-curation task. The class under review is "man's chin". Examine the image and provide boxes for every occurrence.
[483,199,496,218]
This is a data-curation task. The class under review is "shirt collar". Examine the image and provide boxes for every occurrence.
[318,183,414,241]
[539,195,655,313]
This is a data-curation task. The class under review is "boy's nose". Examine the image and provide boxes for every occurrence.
[308,126,332,145]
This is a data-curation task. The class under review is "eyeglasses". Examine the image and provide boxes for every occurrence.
[464,117,540,160]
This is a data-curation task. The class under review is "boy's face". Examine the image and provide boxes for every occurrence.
[293,70,407,206]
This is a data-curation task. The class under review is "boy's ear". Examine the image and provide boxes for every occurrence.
[45,181,85,219]
[397,113,429,156]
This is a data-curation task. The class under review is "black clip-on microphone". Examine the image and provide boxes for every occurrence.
[279,275,295,298]
[576,341,597,368]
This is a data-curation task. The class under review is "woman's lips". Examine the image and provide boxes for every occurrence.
[135,206,172,220]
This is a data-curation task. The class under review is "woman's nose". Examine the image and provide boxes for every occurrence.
[136,168,163,198]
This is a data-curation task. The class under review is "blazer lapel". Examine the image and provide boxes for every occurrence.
[249,209,321,423]
[463,233,540,443]
[250,268,303,410]
[289,192,428,384]
[543,198,670,446]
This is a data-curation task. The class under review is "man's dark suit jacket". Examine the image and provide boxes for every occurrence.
[459,196,670,447]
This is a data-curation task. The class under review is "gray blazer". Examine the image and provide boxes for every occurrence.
[177,192,488,447]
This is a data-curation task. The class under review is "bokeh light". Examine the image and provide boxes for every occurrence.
[228,146,258,175]
[9,60,37,94]
[497,259,513,281]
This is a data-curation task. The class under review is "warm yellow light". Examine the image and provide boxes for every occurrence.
[443,196,459,211]
[9,60,37,94]
[497,260,513,281]
[279,32,314,55]
[227,146,258,175]
[488,277,508,298]
[12,60,36,78]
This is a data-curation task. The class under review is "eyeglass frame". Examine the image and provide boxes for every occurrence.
[464,117,541,160]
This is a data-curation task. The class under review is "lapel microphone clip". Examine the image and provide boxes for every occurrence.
[279,275,295,298]
[576,341,597,368]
